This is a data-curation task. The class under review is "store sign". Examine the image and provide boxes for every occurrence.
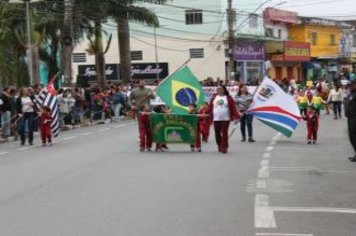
[78,64,119,81]
[130,63,169,80]
[234,42,265,61]
[284,41,310,61]
[271,54,284,61]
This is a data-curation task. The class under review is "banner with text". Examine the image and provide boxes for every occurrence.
[151,113,198,144]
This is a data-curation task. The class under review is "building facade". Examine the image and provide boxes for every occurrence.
[289,17,352,81]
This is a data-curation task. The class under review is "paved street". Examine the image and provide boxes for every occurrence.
[0,115,355,236]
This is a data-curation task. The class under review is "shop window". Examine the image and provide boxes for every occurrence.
[249,14,258,28]
[185,10,203,25]
[190,48,204,59]
[353,34,356,47]
[131,51,143,61]
[310,32,318,46]
[330,34,336,46]
[277,29,282,39]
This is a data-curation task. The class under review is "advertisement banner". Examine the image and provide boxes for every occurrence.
[131,63,169,80]
[151,113,198,144]
[284,42,310,62]
[234,42,265,61]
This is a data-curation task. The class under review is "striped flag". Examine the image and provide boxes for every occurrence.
[247,77,302,138]
[36,81,60,137]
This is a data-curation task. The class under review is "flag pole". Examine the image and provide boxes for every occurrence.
[153,58,191,92]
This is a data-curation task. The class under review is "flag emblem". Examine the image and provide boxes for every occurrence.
[156,66,205,114]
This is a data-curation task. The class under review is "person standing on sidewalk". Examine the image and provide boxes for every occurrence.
[345,80,356,162]
[0,87,12,139]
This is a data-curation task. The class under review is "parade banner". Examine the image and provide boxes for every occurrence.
[151,113,198,144]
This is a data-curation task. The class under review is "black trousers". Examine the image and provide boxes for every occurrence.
[348,118,356,157]
[332,101,342,117]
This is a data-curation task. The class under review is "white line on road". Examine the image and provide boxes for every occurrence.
[269,140,277,146]
[0,152,8,156]
[255,194,277,228]
[63,136,76,141]
[257,179,267,189]
[261,160,270,167]
[256,233,313,236]
[115,122,136,128]
[273,206,356,214]
[258,169,270,179]
[81,132,93,136]
[18,146,36,151]
[266,146,274,152]
[263,153,271,159]
[99,128,110,132]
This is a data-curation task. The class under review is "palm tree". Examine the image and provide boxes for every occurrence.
[108,0,166,83]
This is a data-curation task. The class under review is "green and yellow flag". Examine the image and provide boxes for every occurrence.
[155,66,205,114]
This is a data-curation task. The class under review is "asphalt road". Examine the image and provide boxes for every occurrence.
[0,114,355,236]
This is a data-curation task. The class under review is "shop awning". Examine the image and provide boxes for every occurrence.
[303,62,322,69]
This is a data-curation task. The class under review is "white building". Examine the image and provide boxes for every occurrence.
[72,0,267,84]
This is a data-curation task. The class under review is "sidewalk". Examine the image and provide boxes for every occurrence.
[0,117,133,144]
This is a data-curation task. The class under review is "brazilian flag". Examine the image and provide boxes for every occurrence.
[155,66,205,114]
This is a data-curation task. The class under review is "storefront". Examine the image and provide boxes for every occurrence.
[233,41,265,85]
[267,41,310,82]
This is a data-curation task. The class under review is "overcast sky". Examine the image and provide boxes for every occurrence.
[266,0,356,20]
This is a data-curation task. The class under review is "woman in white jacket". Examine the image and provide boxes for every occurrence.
[328,84,343,119]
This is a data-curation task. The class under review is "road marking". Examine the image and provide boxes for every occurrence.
[115,122,136,128]
[255,194,277,228]
[269,140,277,146]
[18,146,36,151]
[81,132,93,136]
[261,160,270,167]
[63,136,76,141]
[266,146,274,152]
[0,152,8,156]
[257,179,267,189]
[273,206,356,214]
[256,234,313,236]
[263,153,271,159]
[258,169,270,179]
[99,128,110,132]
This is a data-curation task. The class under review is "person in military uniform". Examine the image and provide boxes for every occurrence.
[345,80,356,162]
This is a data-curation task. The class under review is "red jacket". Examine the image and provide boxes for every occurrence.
[40,113,52,128]
[303,111,319,127]
[209,94,239,121]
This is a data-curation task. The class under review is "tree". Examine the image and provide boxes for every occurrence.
[108,0,166,83]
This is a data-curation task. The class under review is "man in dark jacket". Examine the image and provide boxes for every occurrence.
[345,80,356,162]
[0,87,12,138]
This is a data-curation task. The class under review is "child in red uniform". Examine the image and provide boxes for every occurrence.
[303,106,319,144]
[139,104,152,152]
[199,102,212,143]
[40,106,52,146]
[188,104,202,152]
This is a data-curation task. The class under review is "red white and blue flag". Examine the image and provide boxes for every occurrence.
[36,78,60,137]
[247,77,301,138]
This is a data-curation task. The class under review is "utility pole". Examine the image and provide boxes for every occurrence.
[227,0,236,82]
[154,26,159,81]
[25,0,34,85]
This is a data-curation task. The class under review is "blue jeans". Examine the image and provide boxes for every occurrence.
[1,111,11,137]
[240,114,254,139]
[19,112,35,144]
[112,104,122,122]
